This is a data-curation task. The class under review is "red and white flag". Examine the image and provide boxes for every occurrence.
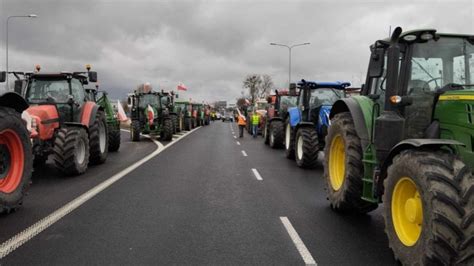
[177,82,187,91]
[147,105,155,125]
[117,100,128,122]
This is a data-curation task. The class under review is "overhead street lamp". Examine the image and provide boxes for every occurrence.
[6,14,37,89]
[270,42,310,87]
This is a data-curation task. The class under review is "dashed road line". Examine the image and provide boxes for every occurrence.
[241,150,248,157]
[280,217,317,266]
[236,141,241,145]
[0,127,201,259]
[233,136,237,139]
[251,168,263,181]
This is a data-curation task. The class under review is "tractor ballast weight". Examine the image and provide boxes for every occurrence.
[284,80,349,168]
[324,27,474,264]
[128,88,173,142]
[0,89,33,214]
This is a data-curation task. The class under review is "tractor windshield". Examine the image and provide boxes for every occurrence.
[256,102,267,110]
[139,94,160,109]
[409,37,474,92]
[279,96,297,110]
[26,79,71,103]
[310,88,343,107]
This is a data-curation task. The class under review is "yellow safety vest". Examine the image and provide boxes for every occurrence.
[252,114,259,125]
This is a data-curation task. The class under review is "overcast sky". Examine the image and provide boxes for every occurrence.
[1,0,473,102]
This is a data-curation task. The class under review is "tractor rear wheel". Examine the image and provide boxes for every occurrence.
[295,127,319,168]
[171,114,178,134]
[89,111,108,165]
[161,119,173,141]
[131,120,141,141]
[0,107,32,214]
[53,127,89,176]
[108,129,121,152]
[184,117,191,131]
[324,112,377,213]
[284,119,295,159]
[269,120,284,149]
[384,150,473,265]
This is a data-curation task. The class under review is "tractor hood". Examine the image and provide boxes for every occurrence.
[26,105,60,140]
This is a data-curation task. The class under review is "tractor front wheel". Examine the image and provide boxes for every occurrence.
[171,114,178,134]
[384,150,473,265]
[161,119,173,141]
[108,129,121,152]
[131,120,141,141]
[284,119,295,159]
[324,112,377,213]
[269,120,284,149]
[0,107,32,214]
[53,127,89,176]
[295,127,319,168]
[184,117,191,131]
[263,122,269,144]
[89,111,108,165]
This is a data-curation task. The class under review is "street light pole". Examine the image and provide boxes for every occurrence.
[6,14,37,89]
[270,42,310,87]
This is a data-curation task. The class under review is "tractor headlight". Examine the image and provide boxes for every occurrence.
[420,32,434,41]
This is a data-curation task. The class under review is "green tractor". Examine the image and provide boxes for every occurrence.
[85,84,121,152]
[175,100,193,131]
[159,91,181,133]
[192,103,204,127]
[128,84,173,142]
[324,27,473,264]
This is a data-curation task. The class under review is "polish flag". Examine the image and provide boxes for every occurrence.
[116,100,128,122]
[177,82,187,91]
[147,105,155,125]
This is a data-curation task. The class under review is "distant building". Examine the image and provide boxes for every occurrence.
[214,101,227,110]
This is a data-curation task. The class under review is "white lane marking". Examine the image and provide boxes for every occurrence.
[251,168,263,181]
[0,127,201,259]
[233,136,237,139]
[241,150,248,157]
[280,217,317,266]
[236,141,241,145]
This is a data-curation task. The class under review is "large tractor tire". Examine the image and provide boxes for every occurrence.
[89,111,108,165]
[53,127,89,176]
[171,114,178,134]
[0,107,32,214]
[324,112,378,213]
[131,120,141,141]
[383,149,473,265]
[295,127,319,168]
[161,118,173,141]
[108,129,121,152]
[184,117,191,131]
[269,120,284,149]
[284,119,295,159]
[263,122,270,145]
[177,116,183,133]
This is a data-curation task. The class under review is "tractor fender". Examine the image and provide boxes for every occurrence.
[377,138,465,196]
[26,105,60,140]
[295,121,314,131]
[0,92,28,113]
[330,98,371,148]
[64,122,89,131]
[287,107,301,127]
[80,102,104,128]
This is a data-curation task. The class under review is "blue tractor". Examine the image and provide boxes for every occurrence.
[284,80,350,168]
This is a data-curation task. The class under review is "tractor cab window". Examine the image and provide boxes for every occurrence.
[26,79,70,103]
[309,89,342,108]
[279,96,297,110]
[71,79,85,102]
[139,94,159,109]
[160,96,169,106]
[368,53,389,107]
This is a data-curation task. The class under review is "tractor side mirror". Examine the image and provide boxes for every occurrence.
[88,71,98,82]
[368,48,385,78]
[0,71,6,83]
[14,80,23,94]
[127,96,133,108]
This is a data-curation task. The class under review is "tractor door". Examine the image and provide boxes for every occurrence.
[71,79,86,122]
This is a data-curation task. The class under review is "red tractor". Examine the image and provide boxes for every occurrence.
[0,72,33,213]
[12,67,108,176]
[262,88,298,148]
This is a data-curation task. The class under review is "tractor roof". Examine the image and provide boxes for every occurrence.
[298,80,351,90]
[26,72,88,81]
[379,28,474,44]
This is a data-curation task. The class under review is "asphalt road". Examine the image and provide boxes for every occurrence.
[0,122,396,265]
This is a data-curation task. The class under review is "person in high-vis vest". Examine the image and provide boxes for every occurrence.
[251,113,260,138]
[237,109,246,138]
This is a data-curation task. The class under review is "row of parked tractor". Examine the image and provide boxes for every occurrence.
[0,65,213,218]
[244,27,473,265]
[126,83,212,142]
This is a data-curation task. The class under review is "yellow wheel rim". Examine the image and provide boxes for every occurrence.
[392,177,423,246]
[329,134,345,191]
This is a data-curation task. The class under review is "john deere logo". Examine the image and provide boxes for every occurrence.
[439,95,474,101]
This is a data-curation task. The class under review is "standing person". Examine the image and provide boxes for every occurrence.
[251,112,260,138]
[237,108,246,138]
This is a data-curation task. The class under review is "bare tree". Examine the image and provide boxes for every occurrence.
[243,74,274,103]
[259,74,273,99]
